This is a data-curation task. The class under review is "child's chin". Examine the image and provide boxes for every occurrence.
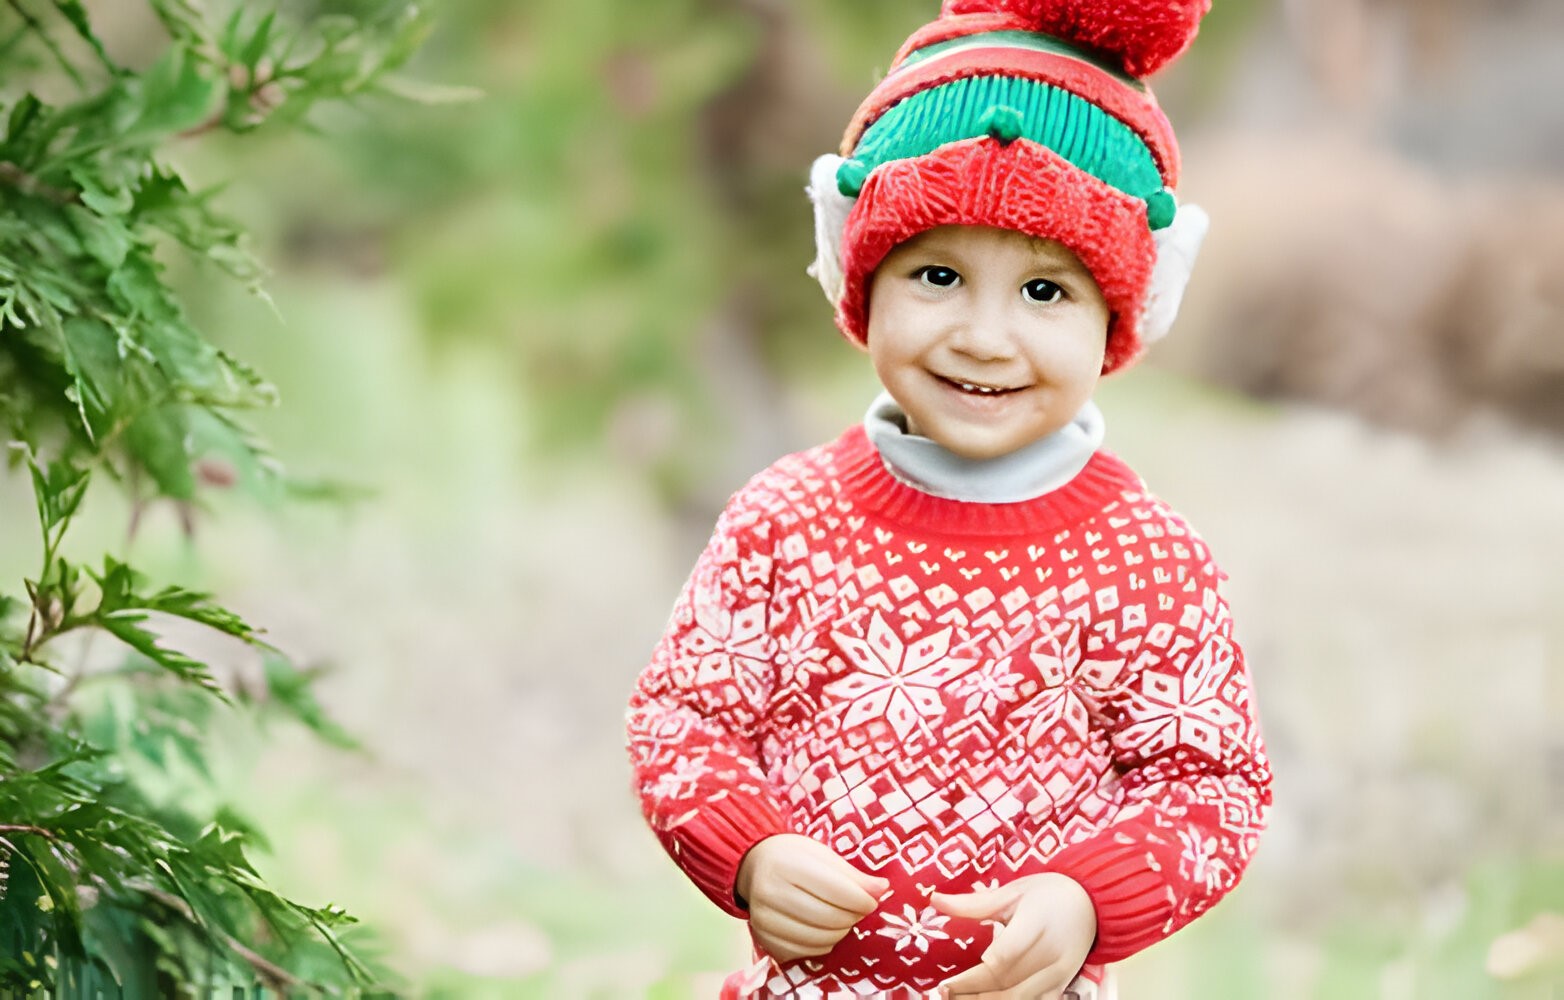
[942,437,1028,461]
[923,420,1038,459]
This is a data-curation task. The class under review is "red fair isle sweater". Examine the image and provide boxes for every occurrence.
[626,425,1272,998]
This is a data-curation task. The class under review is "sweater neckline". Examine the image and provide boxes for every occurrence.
[832,424,1141,538]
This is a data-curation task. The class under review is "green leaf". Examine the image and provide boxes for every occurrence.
[123,404,195,500]
[69,167,135,217]
[128,47,223,139]
[46,800,113,834]
[25,450,89,540]
[193,825,258,879]
[50,1,119,75]
[164,726,213,781]
[104,255,177,323]
[146,0,212,50]
[87,555,138,613]
[218,7,246,62]
[92,558,270,654]
[240,12,278,72]
[13,196,86,260]
[4,93,44,145]
[59,315,126,435]
[211,805,270,854]
[93,612,228,700]
[65,205,133,269]
[259,655,359,750]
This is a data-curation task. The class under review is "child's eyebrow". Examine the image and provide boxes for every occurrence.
[898,237,960,258]
[1022,243,1086,273]
[893,235,1083,274]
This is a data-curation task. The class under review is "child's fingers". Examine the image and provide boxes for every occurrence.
[789,872,879,915]
[770,886,869,932]
[976,927,1059,991]
[842,862,893,900]
[795,859,887,915]
[939,924,1058,997]
[930,884,1019,922]
[820,849,891,908]
[937,961,1004,997]
[750,908,849,962]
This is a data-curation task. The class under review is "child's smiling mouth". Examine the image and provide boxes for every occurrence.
[933,373,1028,397]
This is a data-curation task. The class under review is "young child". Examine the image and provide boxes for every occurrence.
[626,2,1272,997]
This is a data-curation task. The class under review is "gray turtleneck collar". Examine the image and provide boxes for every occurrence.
[862,391,1106,503]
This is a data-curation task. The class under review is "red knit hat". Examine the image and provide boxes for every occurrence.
[808,0,1212,374]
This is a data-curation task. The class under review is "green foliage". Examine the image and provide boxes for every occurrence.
[0,0,434,992]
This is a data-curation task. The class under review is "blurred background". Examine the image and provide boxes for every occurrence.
[4,0,1563,996]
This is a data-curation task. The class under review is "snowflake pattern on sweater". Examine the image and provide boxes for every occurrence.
[626,425,1271,998]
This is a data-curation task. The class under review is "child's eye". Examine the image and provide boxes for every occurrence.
[1022,279,1064,304]
[916,266,960,288]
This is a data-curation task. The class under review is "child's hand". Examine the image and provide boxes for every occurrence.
[930,873,1096,1000]
[735,833,891,964]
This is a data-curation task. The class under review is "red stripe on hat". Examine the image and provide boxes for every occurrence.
[891,12,1034,64]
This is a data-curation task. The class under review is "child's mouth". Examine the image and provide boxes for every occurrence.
[936,375,1025,397]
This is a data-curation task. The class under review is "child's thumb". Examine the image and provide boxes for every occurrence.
[844,864,891,899]
[929,884,1014,920]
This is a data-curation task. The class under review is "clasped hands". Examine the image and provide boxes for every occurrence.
[735,834,1097,1000]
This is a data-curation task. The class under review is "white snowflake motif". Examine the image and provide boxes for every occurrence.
[1119,634,1245,761]
[774,593,836,693]
[1177,827,1231,892]
[877,904,951,954]
[952,658,1024,716]
[1009,627,1091,744]
[824,614,976,740]
[679,587,773,710]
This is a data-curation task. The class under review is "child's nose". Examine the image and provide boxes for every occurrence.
[948,296,1019,362]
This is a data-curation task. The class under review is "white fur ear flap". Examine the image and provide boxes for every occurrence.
[1140,202,1210,344]
[806,153,856,305]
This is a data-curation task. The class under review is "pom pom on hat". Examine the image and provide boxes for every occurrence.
[939,0,1211,77]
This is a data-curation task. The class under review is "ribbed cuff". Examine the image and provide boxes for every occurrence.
[1041,826,1180,964]
[669,797,792,919]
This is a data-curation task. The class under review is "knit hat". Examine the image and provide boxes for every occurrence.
[808,0,1213,374]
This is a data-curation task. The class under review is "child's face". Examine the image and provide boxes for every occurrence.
[863,225,1109,461]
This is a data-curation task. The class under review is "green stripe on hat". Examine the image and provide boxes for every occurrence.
[842,75,1174,229]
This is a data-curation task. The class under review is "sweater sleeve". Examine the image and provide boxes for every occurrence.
[625,496,792,918]
[1040,553,1273,965]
